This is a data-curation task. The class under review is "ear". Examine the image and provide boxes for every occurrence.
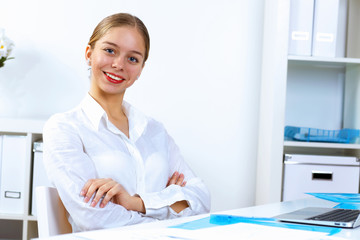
[85,45,92,65]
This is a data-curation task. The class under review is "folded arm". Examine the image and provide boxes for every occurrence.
[80,170,188,214]
[43,116,155,231]
[136,133,211,220]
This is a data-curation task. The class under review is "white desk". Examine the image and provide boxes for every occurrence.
[35,197,360,239]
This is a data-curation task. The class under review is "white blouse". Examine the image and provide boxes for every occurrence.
[43,94,211,232]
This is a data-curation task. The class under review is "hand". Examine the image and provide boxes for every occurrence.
[80,178,145,213]
[171,200,189,213]
[167,171,187,187]
[167,172,189,213]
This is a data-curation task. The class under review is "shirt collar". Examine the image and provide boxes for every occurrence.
[80,93,148,141]
[80,93,105,131]
[123,100,148,141]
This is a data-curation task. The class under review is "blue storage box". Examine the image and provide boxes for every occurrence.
[284,126,360,143]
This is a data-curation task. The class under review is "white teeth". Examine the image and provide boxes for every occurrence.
[106,72,123,81]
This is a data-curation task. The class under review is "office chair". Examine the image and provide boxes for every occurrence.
[35,186,72,237]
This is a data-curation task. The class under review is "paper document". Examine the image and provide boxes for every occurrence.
[74,223,347,240]
[307,193,360,203]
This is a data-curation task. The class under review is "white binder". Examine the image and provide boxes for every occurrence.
[288,0,315,56]
[31,142,51,216]
[312,0,348,57]
[0,135,27,214]
[0,135,3,194]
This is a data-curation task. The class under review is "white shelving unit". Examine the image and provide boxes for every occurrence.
[0,118,45,240]
[283,0,360,202]
[256,0,360,205]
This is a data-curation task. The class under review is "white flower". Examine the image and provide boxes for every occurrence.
[0,28,14,67]
[0,42,8,58]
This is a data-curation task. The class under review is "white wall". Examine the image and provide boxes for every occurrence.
[0,0,264,211]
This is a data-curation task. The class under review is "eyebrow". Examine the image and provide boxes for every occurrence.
[102,41,144,57]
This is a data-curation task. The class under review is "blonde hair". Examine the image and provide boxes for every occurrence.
[88,13,150,63]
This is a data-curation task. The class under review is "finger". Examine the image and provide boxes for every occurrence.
[84,178,108,203]
[100,194,112,208]
[90,179,114,207]
[181,181,187,187]
[168,171,179,185]
[100,184,121,208]
[82,179,99,203]
[80,179,94,196]
[176,173,185,186]
[166,177,171,187]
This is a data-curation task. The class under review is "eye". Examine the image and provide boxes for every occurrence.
[128,57,138,63]
[104,48,115,54]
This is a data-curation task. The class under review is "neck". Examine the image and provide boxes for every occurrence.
[89,89,126,119]
[89,81,131,138]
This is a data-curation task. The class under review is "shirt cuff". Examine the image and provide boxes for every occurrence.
[139,184,186,218]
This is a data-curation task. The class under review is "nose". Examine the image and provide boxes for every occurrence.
[112,56,125,70]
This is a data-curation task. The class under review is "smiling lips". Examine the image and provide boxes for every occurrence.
[104,72,125,84]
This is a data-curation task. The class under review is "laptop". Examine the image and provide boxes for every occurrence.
[273,207,360,228]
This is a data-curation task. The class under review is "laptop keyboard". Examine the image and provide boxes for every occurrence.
[307,209,360,222]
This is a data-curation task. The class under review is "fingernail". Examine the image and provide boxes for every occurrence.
[80,190,85,196]
[84,197,90,203]
[100,203,104,208]
[91,201,96,207]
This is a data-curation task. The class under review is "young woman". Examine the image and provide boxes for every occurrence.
[43,13,210,232]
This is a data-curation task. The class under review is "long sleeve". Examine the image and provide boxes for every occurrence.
[138,132,211,219]
[43,114,156,232]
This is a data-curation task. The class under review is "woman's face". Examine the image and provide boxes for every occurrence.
[86,26,146,96]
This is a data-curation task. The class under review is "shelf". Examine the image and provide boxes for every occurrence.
[0,213,24,221]
[0,118,46,134]
[288,55,360,64]
[284,140,360,149]
[26,215,37,221]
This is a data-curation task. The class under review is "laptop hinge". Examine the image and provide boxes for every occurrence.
[352,211,360,227]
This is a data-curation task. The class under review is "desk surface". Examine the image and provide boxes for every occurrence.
[36,197,360,240]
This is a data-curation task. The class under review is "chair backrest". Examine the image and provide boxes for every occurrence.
[35,186,72,237]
